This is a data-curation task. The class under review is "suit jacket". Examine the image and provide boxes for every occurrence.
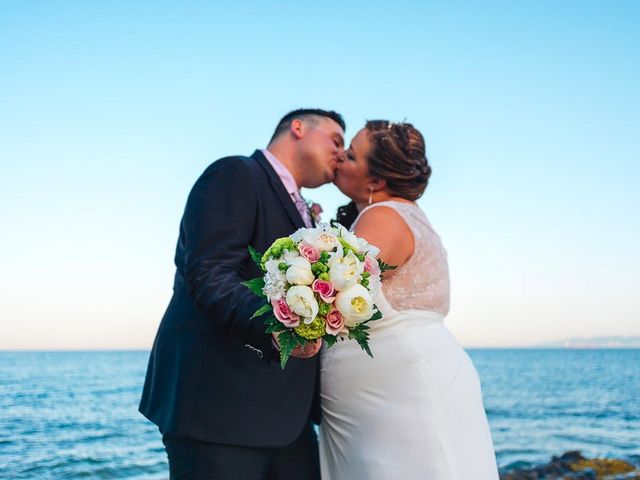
[139,150,320,447]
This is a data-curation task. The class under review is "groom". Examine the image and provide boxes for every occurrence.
[139,109,345,479]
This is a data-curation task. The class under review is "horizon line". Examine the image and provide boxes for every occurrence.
[2,346,640,353]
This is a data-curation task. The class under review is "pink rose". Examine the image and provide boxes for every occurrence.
[364,255,381,276]
[325,308,347,335]
[312,279,335,303]
[272,299,300,328]
[298,242,320,263]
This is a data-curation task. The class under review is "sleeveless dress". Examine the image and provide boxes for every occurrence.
[319,201,499,479]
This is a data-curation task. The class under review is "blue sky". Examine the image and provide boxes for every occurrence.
[1,1,638,348]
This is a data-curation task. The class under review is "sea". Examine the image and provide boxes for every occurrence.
[1,349,638,478]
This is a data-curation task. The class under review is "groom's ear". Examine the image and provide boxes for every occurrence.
[290,119,305,139]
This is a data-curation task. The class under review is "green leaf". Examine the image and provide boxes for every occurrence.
[369,309,383,322]
[250,303,272,320]
[348,326,367,341]
[277,330,298,369]
[348,327,373,358]
[354,322,371,331]
[241,277,266,298]
[266,321,287,334]
[248,246,263,268]
[264,315,288,333]
[296,334,310,347]
[263,315,278,327]
[323,334,338,348]
[378,259,397,273]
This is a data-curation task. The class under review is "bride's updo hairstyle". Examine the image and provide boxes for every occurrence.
[335,120,431,228]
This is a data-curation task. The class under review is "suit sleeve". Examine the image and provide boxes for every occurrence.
[181,157,271,350]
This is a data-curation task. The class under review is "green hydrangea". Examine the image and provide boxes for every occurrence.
[311,262,328,275]
[318,301,332,316]
[295,316,326,340]
[261,237,297,267]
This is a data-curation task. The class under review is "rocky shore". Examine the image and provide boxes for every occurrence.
[500,451,640,480]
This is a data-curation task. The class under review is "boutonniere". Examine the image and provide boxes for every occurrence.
[306,200,323,223]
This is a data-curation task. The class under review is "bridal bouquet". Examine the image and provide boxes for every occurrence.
[243,224,393,368]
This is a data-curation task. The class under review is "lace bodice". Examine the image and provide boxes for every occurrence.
[353,201,450,315]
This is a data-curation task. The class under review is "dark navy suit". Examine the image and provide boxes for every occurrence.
[140,150,320,479]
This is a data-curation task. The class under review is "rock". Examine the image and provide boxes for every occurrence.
[571,458,636,477]
[500,451,639,480]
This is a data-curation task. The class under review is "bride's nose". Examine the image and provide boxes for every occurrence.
[336,152,346,164]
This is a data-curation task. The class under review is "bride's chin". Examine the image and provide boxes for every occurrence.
[332,179,349,196]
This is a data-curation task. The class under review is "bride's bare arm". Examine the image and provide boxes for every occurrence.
[352,206,414,276]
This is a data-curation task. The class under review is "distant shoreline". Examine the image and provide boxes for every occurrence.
[2,347,640,352]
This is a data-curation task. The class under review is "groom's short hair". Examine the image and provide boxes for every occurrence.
[270,108,345,143]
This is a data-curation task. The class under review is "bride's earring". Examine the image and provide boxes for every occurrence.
[368,187,373,205]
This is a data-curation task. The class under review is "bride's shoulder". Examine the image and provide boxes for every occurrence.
[356,201,415,228]
[353,204,414,266]
[357,203,405,225]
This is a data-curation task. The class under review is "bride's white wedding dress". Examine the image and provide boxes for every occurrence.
[319,201,498,479]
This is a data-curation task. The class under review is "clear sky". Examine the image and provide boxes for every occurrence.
[1,1,638,349]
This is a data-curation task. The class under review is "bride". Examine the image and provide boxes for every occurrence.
[319,121,499,479]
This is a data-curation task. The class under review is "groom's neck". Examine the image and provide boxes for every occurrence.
[265,144,302,188]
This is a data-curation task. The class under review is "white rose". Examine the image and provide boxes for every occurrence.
[337,225,361,250]
[265,258,282,274]
[290,227,307,243]
[336,225,380,257]
[335,284,375,327]
[282,249,300,263]
[292,226,339,253]
[367,275,382,303]
[286,285,319,324]
[362,243,380,258]
[328,247,364,291]
[285,257,314,285]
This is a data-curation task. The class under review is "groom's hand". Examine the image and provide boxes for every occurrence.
[272,334,322,359]
[292,338,322,358]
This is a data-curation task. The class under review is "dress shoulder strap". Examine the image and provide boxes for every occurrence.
[352,200,421,230]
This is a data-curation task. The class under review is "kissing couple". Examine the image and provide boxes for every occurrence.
[140,109,499,479]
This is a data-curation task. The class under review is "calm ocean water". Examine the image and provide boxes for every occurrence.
[1,349,638,478]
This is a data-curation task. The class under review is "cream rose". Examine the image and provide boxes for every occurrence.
[328,247,364,291]
[286,285,319,324]
[285,257,314,285]
[334,284,375,327]
[292,225,339,253]
[337,225,380,257]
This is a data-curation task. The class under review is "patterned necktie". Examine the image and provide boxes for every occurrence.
[291,190,312,227]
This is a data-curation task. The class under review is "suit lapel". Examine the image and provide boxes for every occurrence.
[252,150,306,230]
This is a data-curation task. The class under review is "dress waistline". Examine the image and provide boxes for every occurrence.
[368,308,445,332]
